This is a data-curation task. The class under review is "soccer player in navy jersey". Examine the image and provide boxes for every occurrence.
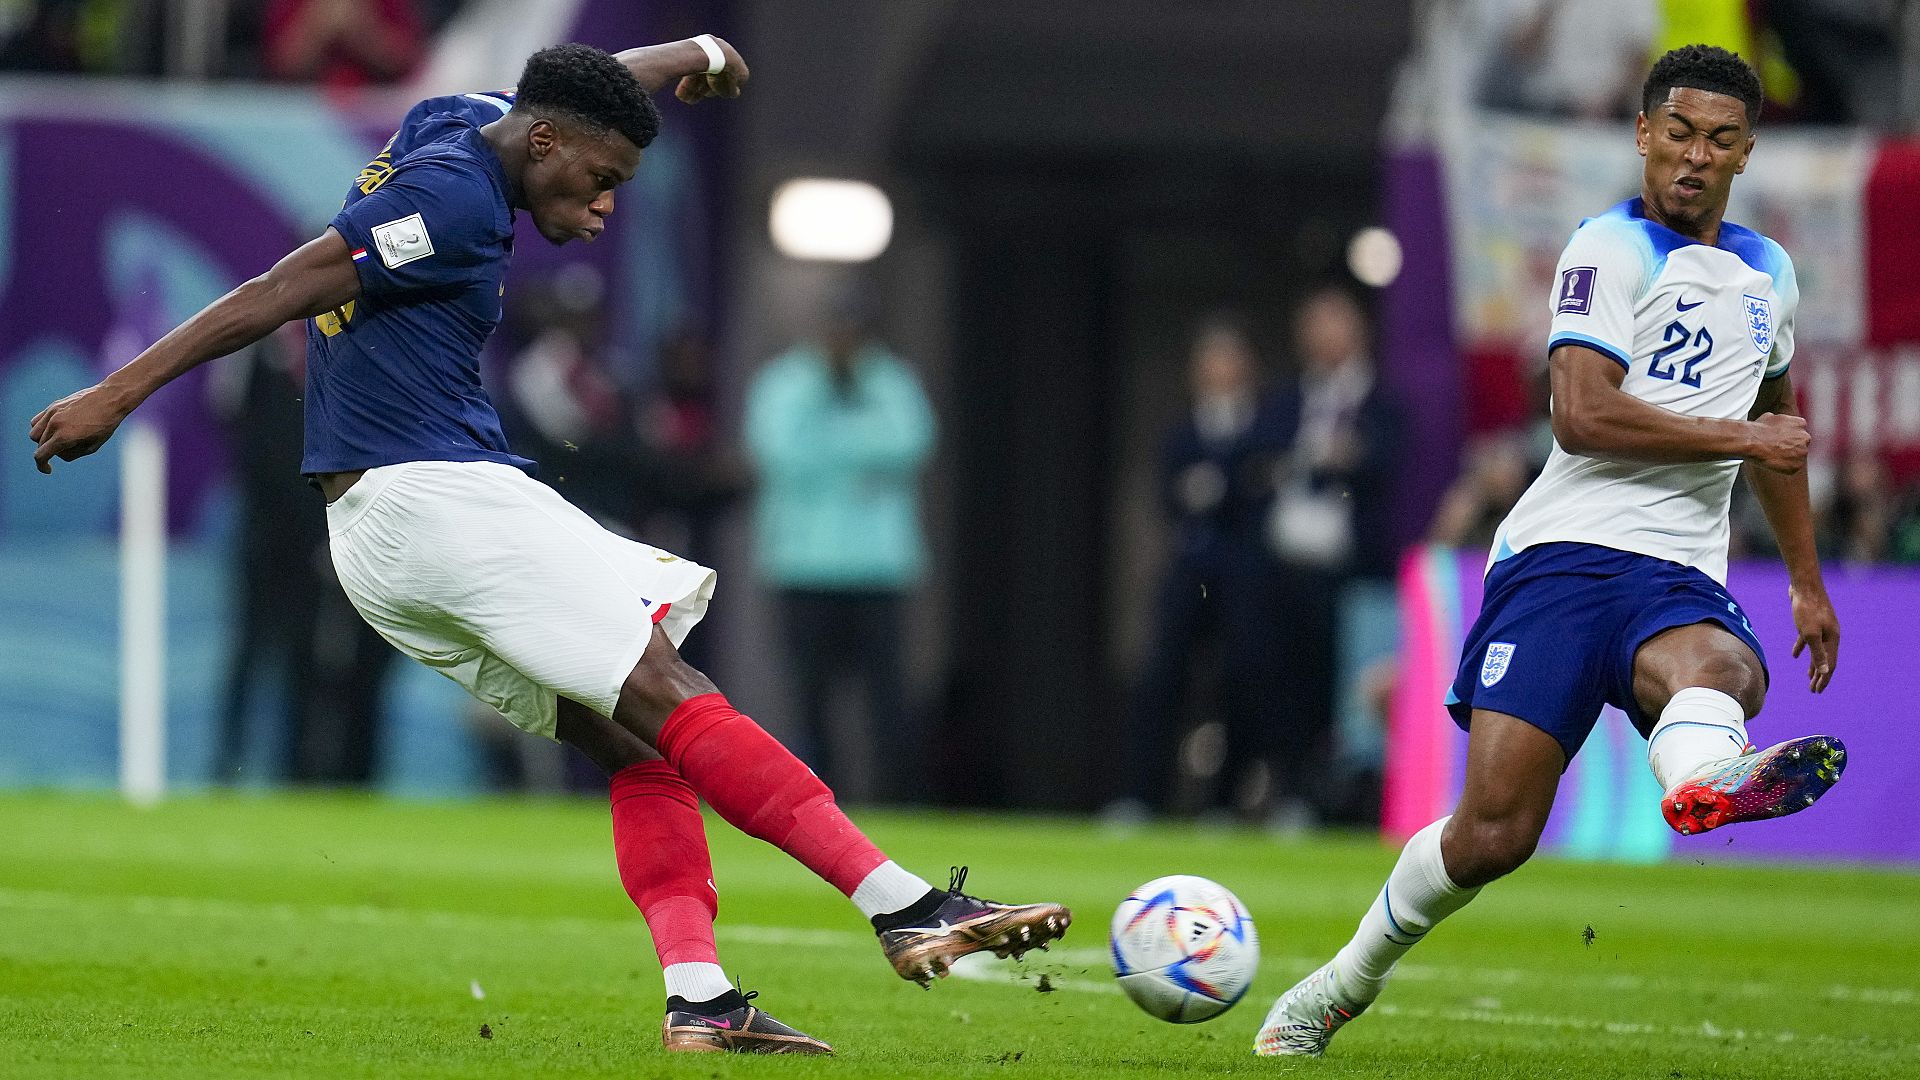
[30,38,1069,1055]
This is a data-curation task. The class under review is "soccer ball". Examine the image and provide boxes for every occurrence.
[1109,875,1259,1023]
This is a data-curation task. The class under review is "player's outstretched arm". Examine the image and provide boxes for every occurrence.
[1548,344,1809,471]
[614,36,748,102]
[29,228,360,474]
[1743,371,1838,692]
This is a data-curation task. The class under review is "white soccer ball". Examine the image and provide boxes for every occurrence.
[1109,874,1260,1023]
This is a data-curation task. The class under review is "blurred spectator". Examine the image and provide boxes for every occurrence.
[1272,288,1403,578]
[1888,482,1920,563]
[0,0,162,74]
[1826,452,1895,563]
[1107,317,1291,825]
[1427,433,1535,552]
[208,323,394,785]
[497,265,639,531]
[208,325,325,783]
[0,0,459,80]
[634,324,750,576]
[630,325,750,677]
[1473,0,1658,119]
[1266,286,1402,827]
[263,0,423,90]
[745,290,934,803]
[1762,0,1904,125]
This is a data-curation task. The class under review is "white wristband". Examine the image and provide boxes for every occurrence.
[691,34,725,76]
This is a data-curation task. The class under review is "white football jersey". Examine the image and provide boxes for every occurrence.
[1491,198,1798,585]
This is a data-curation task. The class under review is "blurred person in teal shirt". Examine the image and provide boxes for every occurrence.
[745,293,934,801]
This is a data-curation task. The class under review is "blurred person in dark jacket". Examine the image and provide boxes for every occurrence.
[209,324,325,783]
[1109,317,1292,823]
[210,323,394,785]
[1265,286,1402,829]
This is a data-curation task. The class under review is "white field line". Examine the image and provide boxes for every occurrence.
[1035,944,1917,1008]
[1365,1002,1919,1056]
[941,957,1917,1056]
[2,886,1913,1016]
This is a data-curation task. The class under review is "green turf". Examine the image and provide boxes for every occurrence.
[0,792,1915,1079]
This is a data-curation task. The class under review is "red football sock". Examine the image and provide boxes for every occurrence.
[655,693,887,896]
[609,759,719,968]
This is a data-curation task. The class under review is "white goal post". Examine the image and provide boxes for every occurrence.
[119,421,167,805]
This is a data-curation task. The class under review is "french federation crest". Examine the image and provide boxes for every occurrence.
[1480,642,1516,688]
[1744,294,1773,354]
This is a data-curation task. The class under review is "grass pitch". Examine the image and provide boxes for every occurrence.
[1,792,1915,1079]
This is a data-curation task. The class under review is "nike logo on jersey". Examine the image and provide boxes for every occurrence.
[1676,297,1704,311]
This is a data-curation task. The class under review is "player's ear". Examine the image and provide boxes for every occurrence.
[1634,112,1650,157]
[527,118,558,162]
[1735,132,1755,175]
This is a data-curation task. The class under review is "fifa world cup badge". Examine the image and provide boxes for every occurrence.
[1744,294,1773,354]
[1480,642,1516,688]
[1557,267,1596,315]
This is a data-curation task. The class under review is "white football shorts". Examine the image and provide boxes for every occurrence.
[324,459,716,739]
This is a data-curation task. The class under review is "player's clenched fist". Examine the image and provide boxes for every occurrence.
[675,36,748,104]
[28,382,131,473]
[1746,411,1809,474]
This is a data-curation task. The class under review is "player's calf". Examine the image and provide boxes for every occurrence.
[1438,812,1541,889]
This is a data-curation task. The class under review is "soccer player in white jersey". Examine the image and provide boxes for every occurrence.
[1255,45,1846,1057]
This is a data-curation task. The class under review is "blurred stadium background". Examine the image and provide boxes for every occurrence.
[1,4,1918,1070]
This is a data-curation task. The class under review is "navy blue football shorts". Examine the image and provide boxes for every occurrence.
[1444,541,1767,764]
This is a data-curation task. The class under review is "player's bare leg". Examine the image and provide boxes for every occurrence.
[608,626,1069,987]
[1257,711,1560,1057]
[1633,622,1845,836]
[556,699,832,1054]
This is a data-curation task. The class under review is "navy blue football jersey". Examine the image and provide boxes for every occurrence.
[301,91,535,476]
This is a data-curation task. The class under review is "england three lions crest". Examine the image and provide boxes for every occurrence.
[1480,642,1516,688]
[1744,294,1773,355]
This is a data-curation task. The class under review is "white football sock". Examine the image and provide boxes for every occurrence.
[1647,687,1750,791]
[1330,816,1482,1003]
[850,860,933,919]
[663,961,733,1003]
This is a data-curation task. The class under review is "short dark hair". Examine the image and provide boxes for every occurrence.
[1642,44,1763,126]
[513,43,660,150]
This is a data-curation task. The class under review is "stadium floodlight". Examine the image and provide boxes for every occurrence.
[769,178,893,262]
[1347,226,1403,288]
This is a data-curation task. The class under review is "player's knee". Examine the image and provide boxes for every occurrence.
[1445,814,1541,887]
[615,638,719,740]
